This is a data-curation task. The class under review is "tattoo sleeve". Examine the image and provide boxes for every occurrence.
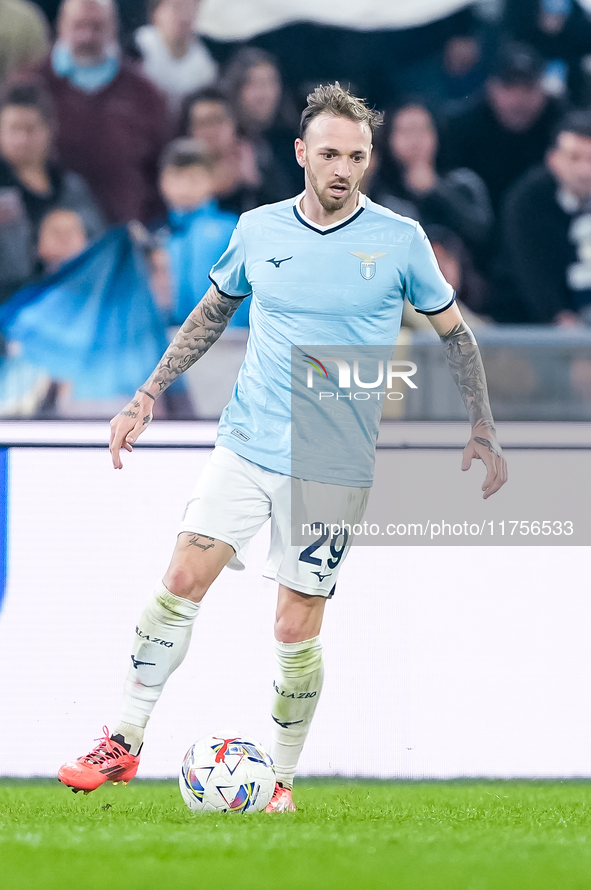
[141,284,243,395]
[439,321,497,442]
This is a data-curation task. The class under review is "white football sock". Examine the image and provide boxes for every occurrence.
[270,636,324,789]
[115,582,200,754]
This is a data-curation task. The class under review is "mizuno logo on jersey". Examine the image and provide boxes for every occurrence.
[266,256,293,267]
[349,251,387,280]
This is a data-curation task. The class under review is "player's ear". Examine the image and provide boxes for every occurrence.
[295,138,306,168]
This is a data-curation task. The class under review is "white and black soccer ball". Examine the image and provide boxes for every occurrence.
[179,733,275,813]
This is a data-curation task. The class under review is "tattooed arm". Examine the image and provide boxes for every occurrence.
[428,303,507,498]
[109,284,243,468]
[141,284,242,396]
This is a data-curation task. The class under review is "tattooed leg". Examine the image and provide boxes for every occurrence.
[186,534,216,552]
[162,532,235,602]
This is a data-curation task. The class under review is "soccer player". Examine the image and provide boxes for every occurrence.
[59,84,507,811]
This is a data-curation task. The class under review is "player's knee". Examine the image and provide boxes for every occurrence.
[164,565,210,602]
[275,588,325,643]
[274,614,312,644]
[274,620,296,643]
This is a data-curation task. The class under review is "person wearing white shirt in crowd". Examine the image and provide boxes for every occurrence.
[134,0,217,106]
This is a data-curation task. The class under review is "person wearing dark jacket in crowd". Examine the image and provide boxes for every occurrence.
[427,223,490,322]
[502,0,591,105]
[221,47,300,199]
[370,102,492,257]
[0,81,104,300]
[444,41,564,213]
[29,0,170,224]
[180,87,288,214]
[492,110,591,324]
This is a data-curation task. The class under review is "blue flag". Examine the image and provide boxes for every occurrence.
[0,227,169,399]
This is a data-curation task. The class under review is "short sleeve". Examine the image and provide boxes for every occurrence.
[405,223,455,315]
[208,219,251,298]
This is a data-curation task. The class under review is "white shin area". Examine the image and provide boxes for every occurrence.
[270,635,324,789]
[115,582,200,754]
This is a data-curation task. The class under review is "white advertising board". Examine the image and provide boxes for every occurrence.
[0,445,589,779]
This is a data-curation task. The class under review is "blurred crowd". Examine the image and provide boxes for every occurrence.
[3,0,591,416]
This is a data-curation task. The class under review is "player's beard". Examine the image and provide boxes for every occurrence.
[306,162,359,214]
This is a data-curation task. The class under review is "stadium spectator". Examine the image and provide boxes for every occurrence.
[491,110,591,324]
[0,184,30,302]
[28,0,61,27]
[133,0,217,106]
[444,42,564,213]
[155,138,241,326]
[36,207,88,272]
[0,0,49,84]
[382,6,490,111]
[427,224,489,324]
[181,87,285,214]
[370,102,492,255]
[502,0,591,104]
[29,0,170,224]
[400,224,490,333]
[0,81,104,299]
[439,29,488,109]
[221,47,300,198]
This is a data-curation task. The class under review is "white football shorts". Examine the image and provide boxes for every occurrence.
[178,446,369,597]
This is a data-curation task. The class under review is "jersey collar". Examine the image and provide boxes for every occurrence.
[293,191,366,235]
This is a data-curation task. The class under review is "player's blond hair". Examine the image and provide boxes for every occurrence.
[300,82,383,139]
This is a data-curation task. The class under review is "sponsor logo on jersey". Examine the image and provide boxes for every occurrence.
[266,256,293,268]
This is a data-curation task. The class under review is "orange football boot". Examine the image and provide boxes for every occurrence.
[58,727,140,794]
[265,782,296,812]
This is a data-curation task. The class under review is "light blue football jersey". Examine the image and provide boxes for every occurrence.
[209,194,454,484]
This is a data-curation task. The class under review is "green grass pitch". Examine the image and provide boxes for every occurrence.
[2,780,591,890]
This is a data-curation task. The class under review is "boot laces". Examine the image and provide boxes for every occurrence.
[81,727,127,766]
[270,783,290,804]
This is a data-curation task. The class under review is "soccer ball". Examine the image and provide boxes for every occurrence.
[179,733,275,813]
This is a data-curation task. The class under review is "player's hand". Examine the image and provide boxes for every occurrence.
[109,392,154,469]
[461,430,507,499]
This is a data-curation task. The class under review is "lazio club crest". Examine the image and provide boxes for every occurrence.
[349,251,387,280]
